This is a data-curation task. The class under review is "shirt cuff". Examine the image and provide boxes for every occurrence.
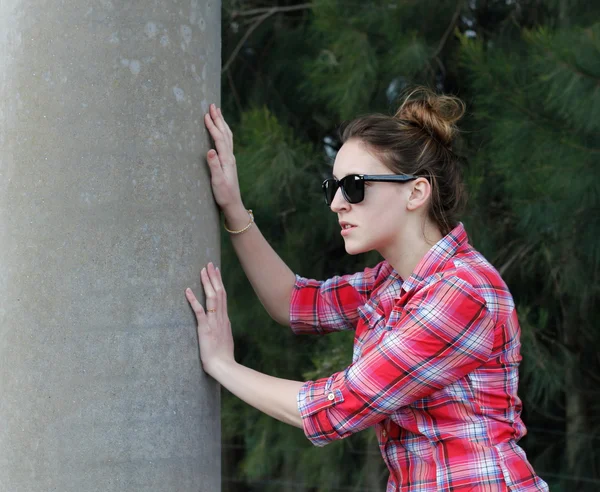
[297,375,346,447]
[289,275,325,335]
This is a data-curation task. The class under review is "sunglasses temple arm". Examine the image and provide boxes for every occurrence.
[362,175,418,182]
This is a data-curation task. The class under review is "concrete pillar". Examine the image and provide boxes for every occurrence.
[0,1,221,491]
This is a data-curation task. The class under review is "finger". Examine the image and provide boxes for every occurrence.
[217,108,233,142]
[207,263,228,324]
[204,110,229,148]
[208,104,225,133]
[210,103,220,122]
[206,262,225,303]
[204,111,221,137]
[213,106,228,133]
[218,112,233,140]
[201,267,218,312]
[185,288,207,324]
[207,262,225,296]
[204,114,231,160]
[206,149,224,171]
[214,265,228,318]
[224,121,233,140]
[214,265,225,297]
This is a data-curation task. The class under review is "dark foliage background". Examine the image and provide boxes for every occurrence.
[215,1,600,490]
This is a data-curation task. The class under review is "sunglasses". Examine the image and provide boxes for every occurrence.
[321,174,418,206]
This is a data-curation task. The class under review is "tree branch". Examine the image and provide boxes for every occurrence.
[222,9,273,74]
[432,0,463,59]
[231,3,312,18]
[498,242,534,276]
[223,4,312,74]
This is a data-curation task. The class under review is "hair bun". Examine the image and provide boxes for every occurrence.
[394,87,465,147]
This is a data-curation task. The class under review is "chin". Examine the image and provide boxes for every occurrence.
[343,240,370,256]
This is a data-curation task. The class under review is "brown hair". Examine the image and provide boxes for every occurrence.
[339,87,467,236]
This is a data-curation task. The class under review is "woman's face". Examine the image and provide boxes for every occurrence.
[330,139,412,256]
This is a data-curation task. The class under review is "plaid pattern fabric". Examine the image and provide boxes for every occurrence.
[291,224,548,492]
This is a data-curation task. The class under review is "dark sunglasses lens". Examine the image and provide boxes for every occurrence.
[322,179,338,205]
[341,175,364,203]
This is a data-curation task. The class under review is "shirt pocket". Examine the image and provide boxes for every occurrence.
[357,299,386,329]
[385,304,406,329]
[354,300,387,361]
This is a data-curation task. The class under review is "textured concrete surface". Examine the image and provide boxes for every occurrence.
[0,1,221,490]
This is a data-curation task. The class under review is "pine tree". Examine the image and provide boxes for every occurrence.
[460,19,600,491]
[218,1,600,490]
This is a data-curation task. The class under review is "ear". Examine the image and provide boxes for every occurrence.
[406,177,431,211]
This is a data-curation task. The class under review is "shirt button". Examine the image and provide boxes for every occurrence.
[382,429,387,438]
[327,393,335,401]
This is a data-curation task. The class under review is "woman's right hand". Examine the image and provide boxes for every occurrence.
[204,104,243,213]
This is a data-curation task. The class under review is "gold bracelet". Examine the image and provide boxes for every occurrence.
[224,209,254,235]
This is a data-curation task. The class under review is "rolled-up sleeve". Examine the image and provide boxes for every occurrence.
[297,277,495,446]
[290,262,386,335]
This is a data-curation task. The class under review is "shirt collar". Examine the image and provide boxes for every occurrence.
[399,222,469,294]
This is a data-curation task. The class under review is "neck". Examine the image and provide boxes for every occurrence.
[381,219,443,281]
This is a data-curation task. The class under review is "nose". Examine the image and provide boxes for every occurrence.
[330,186,350,213]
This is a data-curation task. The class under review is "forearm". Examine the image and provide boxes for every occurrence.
[209,359,304,428]
[224,204,296,326]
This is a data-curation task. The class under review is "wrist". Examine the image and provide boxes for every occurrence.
[223,204,252,232]
[205,357,237,382]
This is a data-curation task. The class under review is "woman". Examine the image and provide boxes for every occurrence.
[185,88,549,491]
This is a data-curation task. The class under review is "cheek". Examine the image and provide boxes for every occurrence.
[354,202,405,247]
[366,190,406,224]
[374,202,407,236]
[344,188,407,251]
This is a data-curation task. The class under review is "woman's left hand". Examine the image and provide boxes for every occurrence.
[186,262,235,376]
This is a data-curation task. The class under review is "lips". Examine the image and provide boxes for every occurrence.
[339,221,357,236]
[339,221,356,230]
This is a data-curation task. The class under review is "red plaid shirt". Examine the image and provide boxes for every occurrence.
[290,224,548,492]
